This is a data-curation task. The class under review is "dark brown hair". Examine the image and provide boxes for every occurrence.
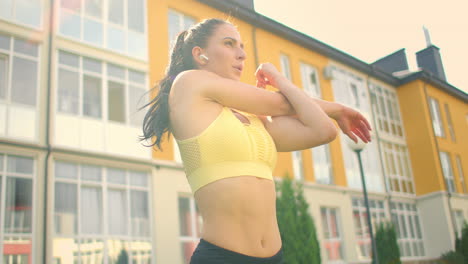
[139,18,230,151]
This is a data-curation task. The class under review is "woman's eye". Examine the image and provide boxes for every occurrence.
[225,41,233,46]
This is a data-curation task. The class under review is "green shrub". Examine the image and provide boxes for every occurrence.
[276,174,321,264]
[440,250,465,264]
[374,222,401,264]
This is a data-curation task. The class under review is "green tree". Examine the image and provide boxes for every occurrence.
[116,248,129,264]
[276,173,321,264]
[459,221,468,264]
[374,222,401,264]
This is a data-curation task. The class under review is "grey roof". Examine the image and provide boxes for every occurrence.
[196,0,467,102]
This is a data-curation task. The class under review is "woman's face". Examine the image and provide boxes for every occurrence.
[195,23,247,80]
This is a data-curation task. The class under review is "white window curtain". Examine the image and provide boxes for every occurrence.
[80,187,102,234]
[108,189,127,235]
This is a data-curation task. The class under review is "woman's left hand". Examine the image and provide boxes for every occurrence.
[334,104,372,143]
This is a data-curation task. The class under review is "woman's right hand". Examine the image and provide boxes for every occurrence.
[255,63,286,89]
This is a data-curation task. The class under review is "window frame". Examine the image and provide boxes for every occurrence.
[321,207,345,263]
[299,62,334,184]
[444,103,456,142]
[381,140,415,194]
[167,9,197,52]
[55,49,148,127]
[57,0,148,60]
[455,155,467,193]
[439,151,456,193]
[178,194,203,264]
[0,0,43,29]
[390,202,425,258]
[370,83,405,139]
[0,152,37,264]
[52,160,153,262]
[351,198,388,259]
[428,97,445,138]
[0,34,40,108]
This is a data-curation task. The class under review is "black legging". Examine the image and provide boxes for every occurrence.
[189,238,284,264]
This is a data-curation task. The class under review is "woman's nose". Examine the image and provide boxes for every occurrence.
[238,49,246,60]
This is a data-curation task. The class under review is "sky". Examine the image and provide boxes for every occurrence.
[254,0,468,93]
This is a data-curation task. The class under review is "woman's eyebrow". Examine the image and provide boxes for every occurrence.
[222,37,244,49]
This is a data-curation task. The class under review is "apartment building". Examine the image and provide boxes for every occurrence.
[0,0,466,263]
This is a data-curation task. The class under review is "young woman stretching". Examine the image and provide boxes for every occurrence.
[141,18,371,264]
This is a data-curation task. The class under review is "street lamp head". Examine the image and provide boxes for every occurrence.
[344,134,367,152]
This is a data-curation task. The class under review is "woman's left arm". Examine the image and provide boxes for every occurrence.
[280,95,372,143]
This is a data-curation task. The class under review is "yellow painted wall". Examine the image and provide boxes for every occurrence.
[426,84,468,193]
[397,80,446,195]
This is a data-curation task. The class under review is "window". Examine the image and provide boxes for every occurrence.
[313,145,333,184]
[352,198,387,259]
[321,207,344,263]
[0,153,35,263]
[300,62,333,184]
[59,0,147,59]
[453,210,466,238]
[292,151,304,180]
[168,9,196,51]
[456,155,466,193]
[53,161,152,263]
[0,34,39,107]
[0,0,42,27]
[57,50,147,127]
[281,54,303,180]
[331,69,384,193]
[428,97,445,137]
[439,151,456,193]
[371,85,403,138]
[444,104,456,142]
[178,196,203,264]
[173,137,183,163]
[300,62,319,97]
[381,141,415,194]
[279,53,292,80]
[390,202,425,257]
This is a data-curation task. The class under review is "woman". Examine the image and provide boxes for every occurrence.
[141,18,371,264]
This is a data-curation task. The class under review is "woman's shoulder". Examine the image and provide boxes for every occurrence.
[174,69,219,84]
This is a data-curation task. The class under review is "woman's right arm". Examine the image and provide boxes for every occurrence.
[172,69,293,117]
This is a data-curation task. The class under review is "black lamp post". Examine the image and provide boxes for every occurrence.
[346,137,379,264]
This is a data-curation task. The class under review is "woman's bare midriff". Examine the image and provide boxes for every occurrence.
[194,175,282,258]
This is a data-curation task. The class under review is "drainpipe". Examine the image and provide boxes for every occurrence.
[43,0,55,262]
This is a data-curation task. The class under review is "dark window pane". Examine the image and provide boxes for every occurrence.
[54,182,77,235]
[5,177,33,233]
[108,81,125,123]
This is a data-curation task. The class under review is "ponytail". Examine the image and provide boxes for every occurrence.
[139,18,229,151]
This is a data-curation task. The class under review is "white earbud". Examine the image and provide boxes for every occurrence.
[199,54,209,61]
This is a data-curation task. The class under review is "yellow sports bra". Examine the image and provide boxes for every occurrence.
[175,106,277,193]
